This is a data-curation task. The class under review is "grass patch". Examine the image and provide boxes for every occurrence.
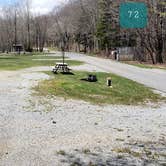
[113,148,142,158]
[0,55,83,70]
[123,61,166,70]
[82,149,91,154]
[34,71,163,105]
[116,138,125,142]
[47,47,59,51]
[56,150,66,156]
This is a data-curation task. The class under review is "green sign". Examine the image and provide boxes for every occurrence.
[120,2,148,28]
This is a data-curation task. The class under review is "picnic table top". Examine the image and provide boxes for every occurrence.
[56,63,68,65]
[52,62,71,73]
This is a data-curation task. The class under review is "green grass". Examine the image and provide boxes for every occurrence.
[136,64,166,70]
[129,63,154,69]
[0,55,83,70]
[47,47,59,51]
[123,61,166,70]
[34,71,163,105]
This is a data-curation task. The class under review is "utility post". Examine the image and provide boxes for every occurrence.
[14,7,17,52]
[61,32,68,65]
[61,33,66,73]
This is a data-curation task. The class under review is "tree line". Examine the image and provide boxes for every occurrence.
[0,0,165,64]
[0,0,49,52]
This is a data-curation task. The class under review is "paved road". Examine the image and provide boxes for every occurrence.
[66,52,166,93]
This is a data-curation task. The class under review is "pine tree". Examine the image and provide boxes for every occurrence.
[96,0,113,52]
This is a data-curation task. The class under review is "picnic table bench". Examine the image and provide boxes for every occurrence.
[52,63,71,73]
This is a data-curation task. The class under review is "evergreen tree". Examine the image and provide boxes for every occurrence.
[96,0,113,51]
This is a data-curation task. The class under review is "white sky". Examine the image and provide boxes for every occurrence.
[0,0,67,15]
[31,0,67,14]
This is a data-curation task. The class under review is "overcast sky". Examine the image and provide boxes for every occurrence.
[0,0,67,14]
[31,0,67,14]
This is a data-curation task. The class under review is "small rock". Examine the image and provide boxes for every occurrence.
[52,121,56,124]
[138,144,145,148]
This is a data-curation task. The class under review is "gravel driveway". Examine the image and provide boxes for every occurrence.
[65,52,166,93]
[0,65,166,165]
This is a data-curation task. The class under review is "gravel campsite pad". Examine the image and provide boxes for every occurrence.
[0,65,166,166]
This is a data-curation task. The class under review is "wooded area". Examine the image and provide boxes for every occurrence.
[0,0,165,64]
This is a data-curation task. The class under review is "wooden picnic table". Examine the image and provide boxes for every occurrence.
[52,63,71,73]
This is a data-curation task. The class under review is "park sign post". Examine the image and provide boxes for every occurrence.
[120,2,148,29]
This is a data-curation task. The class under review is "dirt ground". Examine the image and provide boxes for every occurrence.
[0,65,166,166]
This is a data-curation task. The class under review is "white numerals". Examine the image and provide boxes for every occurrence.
[128,11,139,18]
